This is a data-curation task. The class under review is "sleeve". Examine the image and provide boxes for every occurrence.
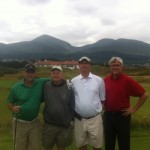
[40,78,51,103]
[7,87,16,104]
[99,78,106,102]
[41,81,50,103]
[69,88,75,120]
[40,78,51,86]
[127,77,145,97]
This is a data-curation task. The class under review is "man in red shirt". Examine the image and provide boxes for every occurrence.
[104,56,148,150]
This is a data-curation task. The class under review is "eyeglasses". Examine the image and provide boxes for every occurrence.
[110,64,121,67]
[79,62,90,64]
[26,70,36,73]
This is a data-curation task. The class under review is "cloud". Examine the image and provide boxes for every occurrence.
[0,0,150,46]
[20,0,51,5]
[101,19,116,26]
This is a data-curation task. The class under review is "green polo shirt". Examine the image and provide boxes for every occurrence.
[7,78,50,121]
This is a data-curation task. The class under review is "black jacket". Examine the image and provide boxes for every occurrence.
[43,79,75,128]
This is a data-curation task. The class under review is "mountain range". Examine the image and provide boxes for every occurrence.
[0,34,150,65]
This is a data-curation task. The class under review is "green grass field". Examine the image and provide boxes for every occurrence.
[1,128,150,150]
[0,66,150,149]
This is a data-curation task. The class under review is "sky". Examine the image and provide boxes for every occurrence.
[0,0,150,46]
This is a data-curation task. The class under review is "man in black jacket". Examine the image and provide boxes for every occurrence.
[42,65,75,150]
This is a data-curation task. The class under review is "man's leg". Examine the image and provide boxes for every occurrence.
[74,118,88,148]
[28,119,41,150]
[104,112,116,150]
[88,115,103,150]
[12,121,28,150]
[117,114,131,150]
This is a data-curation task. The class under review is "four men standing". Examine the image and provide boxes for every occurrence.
[7,56,148,150]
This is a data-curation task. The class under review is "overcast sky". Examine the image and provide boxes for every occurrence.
[0,0,150,46]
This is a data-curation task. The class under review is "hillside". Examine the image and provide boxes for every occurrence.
[0,34,150,65]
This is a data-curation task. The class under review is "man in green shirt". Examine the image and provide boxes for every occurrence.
[7,63,49,150]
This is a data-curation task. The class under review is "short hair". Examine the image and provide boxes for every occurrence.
[109,57,123,66]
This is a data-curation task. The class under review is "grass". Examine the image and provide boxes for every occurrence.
[1,129,150,150]
[1,66,150,149]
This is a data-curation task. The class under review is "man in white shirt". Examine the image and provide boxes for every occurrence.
[72,56,105,150]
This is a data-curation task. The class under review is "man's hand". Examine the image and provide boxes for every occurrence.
[122,107,135,116]
[12,106,20,113]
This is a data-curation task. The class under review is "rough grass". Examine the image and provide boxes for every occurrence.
[1,66,150,149]
[2,66,150,127]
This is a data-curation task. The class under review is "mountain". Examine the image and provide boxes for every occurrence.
[67,38,150,64]
[0,34,150,65]
[0,35,76,59]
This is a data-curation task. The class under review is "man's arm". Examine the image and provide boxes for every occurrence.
[123,92,148,116]
[133,92,148,112]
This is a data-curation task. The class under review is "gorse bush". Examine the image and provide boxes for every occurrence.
[0,65,18,76]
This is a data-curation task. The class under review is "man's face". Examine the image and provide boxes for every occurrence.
[110,60,123,75]
[51,70,63,82]
[24,70,36,82]
[79,60,91,72]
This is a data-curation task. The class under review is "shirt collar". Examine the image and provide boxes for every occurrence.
[79,72,93,79]
[110,73,123,80]
[52,79,65,87]
[22,78,36,87]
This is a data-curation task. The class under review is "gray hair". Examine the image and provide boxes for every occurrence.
[109,57,123,66]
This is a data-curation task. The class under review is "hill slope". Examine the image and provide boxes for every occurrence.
[0,35,150,65]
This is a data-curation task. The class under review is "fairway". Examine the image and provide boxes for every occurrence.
[0,66,150,150]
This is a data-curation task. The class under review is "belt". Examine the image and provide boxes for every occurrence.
[13,118,37,123]
[104,111,123,116]
[82,113,100,119]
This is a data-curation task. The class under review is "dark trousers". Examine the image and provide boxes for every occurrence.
[104,111,131,150]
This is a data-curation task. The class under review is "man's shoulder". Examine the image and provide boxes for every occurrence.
[104,74,112,80]
[44,80,52,86]
[35,78,50,84]
[72,75,80,81]
[9,81,24,92]
[35,77,50,81]
[91,74,104,81]
[12,81,23,88]
[66,79,73,90]
[122,74,136,82]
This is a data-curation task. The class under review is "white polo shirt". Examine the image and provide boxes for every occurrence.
[72,73,105,117]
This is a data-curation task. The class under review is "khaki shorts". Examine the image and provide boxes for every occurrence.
[42,123,73,149]
[74,114,103,148]
[12,119,41,150]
